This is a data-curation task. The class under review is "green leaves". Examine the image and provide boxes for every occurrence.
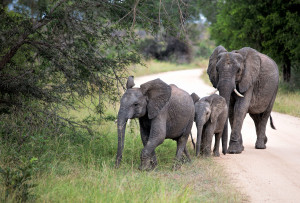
[210,0,300,82]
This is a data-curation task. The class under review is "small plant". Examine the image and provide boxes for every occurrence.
[0,157,38,202]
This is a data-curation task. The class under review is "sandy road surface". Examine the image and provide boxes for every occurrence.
[134,69,300,203]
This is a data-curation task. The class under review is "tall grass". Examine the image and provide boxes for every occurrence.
[273,81,300,117]
[0,109,244,202]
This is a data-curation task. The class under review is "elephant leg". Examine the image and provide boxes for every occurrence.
[250,111,270,149]
[250,90,277,149]
[174,119,193,168]
[139,120,157,169]
[201,123,216,156]
[229,101,244,150]
[184,146,191,162]
[228,92,252,154]
[173,134,189,170]
[139,119,165,171]
[213,132,222,157]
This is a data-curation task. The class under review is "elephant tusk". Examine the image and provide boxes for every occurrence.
[234,89,244,97]
[209,89,218,95]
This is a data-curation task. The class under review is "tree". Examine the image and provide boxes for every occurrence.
[0,0,192,130]
[210,0,300,82]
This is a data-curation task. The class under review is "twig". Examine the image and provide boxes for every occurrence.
[131,0,140,30]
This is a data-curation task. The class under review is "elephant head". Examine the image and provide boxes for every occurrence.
[207,46,261,104]
[115,76,171,167]
[191,93,226,156]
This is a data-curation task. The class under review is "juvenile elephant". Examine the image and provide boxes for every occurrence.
[191,93,228,157]
[207,46,279,154]
[116,76,195,170]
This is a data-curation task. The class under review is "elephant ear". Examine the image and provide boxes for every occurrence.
[126,76,135,89]
[140,78,171,119]
[207,45,227,88]
[237,47,261,93]
[209,95,226,123]
[191,93,200,104]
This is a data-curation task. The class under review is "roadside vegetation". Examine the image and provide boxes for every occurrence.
[0,90,245,202]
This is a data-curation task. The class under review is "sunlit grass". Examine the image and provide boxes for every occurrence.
[273,86,300,117]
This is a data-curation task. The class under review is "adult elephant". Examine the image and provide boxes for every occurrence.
[207,46,279,154]
[116,76,195,170]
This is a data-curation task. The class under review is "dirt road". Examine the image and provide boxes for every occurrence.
[134,69,300,203]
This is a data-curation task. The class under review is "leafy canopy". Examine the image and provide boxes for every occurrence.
[210,0,300,82]
[0,0,191,124]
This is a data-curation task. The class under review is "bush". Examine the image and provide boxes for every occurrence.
[0,158,38,202]
[139,37,192,63]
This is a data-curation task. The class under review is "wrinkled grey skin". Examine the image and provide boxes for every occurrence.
[191,93,228,157]
[116,76,195,170]
[207,46,279,154]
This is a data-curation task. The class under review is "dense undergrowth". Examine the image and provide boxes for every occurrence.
[0,61,245,202]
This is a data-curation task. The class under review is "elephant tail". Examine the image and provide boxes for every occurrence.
[190,132,196,150]
[270,115,276,130]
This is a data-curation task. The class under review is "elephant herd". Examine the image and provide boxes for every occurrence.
[115,46,279,171]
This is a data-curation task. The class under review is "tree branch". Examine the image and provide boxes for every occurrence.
[0,0,67,71]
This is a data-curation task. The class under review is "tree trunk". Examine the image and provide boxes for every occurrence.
[282,58,291,82]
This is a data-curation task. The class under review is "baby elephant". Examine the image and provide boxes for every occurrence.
[191,93,228,157]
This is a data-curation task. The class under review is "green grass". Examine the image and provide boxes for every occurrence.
[273,83,300,117]
[33,157,244,202]
[27,113,244,202]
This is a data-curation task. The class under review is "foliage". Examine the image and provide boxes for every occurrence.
[138,36,192,63]
[0,0,197,123]
[210,0,300,83]
[0,157,38,202]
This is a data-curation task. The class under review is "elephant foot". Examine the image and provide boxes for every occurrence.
[181,155,191,163]
[139,158,155,171]
[222,148,227,155]
[228,141,243,154]
[150,159,158,169]
[255,139,266,149]
[264,136,268,144]
[213,151,220,157]
[202,151,211,157]
[138,163,155,171]
[172,160,183,171]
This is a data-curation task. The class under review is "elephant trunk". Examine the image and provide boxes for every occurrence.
[217,81,234,155]
[115,110,128,168]
[196,124,204,156]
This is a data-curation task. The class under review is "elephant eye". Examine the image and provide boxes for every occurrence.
[133,102,139,107]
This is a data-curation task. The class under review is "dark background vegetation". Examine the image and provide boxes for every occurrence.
[0,0,299,201]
